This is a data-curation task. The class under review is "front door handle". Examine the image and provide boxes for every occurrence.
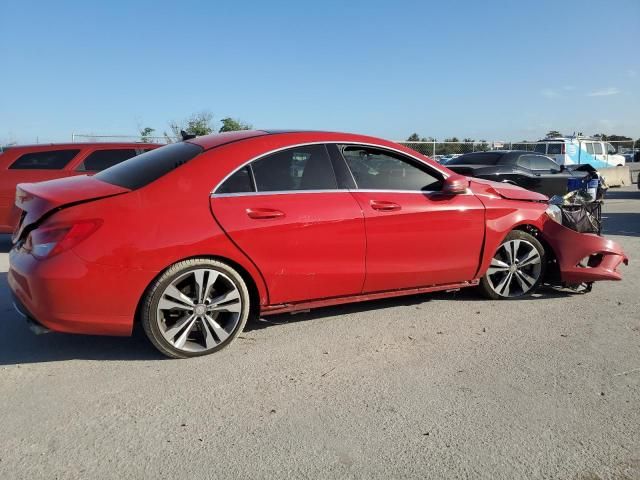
[370,200,401,212]
[246,208,285,219]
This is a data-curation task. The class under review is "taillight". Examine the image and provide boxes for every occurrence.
[561,144,565,154]
[25,220,102,259]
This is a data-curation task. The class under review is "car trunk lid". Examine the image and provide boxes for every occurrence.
[12,175,130,242]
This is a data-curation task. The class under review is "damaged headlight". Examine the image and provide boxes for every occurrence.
[545,204,562,224]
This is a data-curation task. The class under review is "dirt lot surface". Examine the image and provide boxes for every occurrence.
[0,188,638,479]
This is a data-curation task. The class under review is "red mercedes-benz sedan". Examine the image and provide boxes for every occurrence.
[8,130,628,358]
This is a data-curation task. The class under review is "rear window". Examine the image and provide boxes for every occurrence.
[9,149,80,170]
[446,152,502,166]
[95,142,203,190]
[77,149,138,171]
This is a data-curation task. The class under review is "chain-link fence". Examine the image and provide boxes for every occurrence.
[69,133,639,163]
[71,133,178,144]
[400,140,640,163]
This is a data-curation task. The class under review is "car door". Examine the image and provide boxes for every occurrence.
[519,154,567,197]
[210,144,366,305]
[338,144,485,293]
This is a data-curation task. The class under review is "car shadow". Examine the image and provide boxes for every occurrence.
[602,212,640,237]
[0,274,581,365]
[605,189,640,201]
[0,274,164,365]
[244,285,579,332]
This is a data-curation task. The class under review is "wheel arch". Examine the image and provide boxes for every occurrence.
[475,216,552,280]
[510,224,560,283]
[133,254,264,326]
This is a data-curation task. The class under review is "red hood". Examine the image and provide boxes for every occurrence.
[469,178,548,202]
[13,175,129,241]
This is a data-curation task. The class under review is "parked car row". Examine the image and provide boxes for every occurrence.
[6,130,627,358]
[0,142,158,233]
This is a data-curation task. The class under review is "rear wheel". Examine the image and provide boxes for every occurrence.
[141,259,250,358]
[480,230,546,299]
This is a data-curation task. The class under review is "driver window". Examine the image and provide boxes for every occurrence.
[340,146,442,191]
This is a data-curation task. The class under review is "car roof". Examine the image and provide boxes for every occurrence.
[186,129,407,151]
[186,130,453,179]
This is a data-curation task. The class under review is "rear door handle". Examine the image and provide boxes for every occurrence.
[370,200,401,212]
[246,208,285,219]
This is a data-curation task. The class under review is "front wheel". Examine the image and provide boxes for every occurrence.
[141,258,250,358]
[479,230,546,299]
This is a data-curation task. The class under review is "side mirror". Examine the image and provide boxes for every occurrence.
[442,174,469,194]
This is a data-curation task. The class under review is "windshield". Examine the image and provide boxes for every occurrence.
[95,142,203,190]
[446,152,502,166]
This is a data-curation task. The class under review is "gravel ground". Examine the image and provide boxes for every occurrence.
[0,188,638,480]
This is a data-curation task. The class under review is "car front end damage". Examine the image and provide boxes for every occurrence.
[468,178,628,289]
[541,218,628,286]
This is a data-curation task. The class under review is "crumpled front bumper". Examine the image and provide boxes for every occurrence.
[542,219,628,284]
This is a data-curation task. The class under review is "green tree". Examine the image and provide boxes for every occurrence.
[168,111,215,140]
[606,134,631,142]
[139,127,155,143]
[185,111,214,136]
[546,130,562,138]
[406,133,421,142]
[219,117,252,133]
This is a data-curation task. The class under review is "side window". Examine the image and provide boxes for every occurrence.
[524,155,558,170]
[217,166,254,194]
[77,149,138,171]
[251,144,337,192]
[516,155,531,169]
[547,143,563,155]
[534,143,547,154]
[586,143,594,154]
[593,143,603,155]
[9,149,80,170]
[606,143,616,155]
[341,146,442,191]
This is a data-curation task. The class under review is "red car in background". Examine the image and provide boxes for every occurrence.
[0,142,159,233]
[8,131,627,358]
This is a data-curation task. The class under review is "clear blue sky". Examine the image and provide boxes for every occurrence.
[1,0,638,144]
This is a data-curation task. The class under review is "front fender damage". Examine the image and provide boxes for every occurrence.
[541,219,628,284]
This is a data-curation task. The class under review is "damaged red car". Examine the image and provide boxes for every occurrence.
[8,131,628,358]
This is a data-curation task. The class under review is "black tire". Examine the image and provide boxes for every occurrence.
[479,230,546,300]
[141,258,250,359]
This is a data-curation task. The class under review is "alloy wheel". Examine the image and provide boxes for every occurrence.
[156,268,243,353]
[485,239,542,298]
